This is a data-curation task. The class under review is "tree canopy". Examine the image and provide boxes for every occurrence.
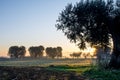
[56,0,120,68]
[45,46,62,59]
[56,0,114,49]
[28,45,44,58]
[8,46,26,58]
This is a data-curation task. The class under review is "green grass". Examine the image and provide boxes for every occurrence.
[46,65,91,74]
[47,65,120,80]
[84,68,120,80]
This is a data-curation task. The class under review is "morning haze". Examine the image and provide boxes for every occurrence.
[0,0,80,57]
[1,0,120,80]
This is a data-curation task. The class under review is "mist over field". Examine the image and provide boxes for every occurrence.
[1,0,120,80]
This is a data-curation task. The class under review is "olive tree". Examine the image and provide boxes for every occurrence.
[56,0,120,69]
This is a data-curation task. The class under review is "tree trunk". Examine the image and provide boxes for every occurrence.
[108,16,120,69]
[109,34,120,69]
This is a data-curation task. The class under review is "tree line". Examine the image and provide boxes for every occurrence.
[8,45,62,59]
[70,52,82,58]
[70,51,96,59]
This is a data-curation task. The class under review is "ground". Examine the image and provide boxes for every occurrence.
[0,66,87,80]
[1,57,120,80]
[0,57,91,80]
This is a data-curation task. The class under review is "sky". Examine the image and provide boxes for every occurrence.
[0,0,80,57]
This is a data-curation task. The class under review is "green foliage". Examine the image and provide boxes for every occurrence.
[84,68,120,80]
[47,65,91,74]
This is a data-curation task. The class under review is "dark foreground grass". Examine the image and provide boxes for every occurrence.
[1,64,120,80]
[0,66,87,80]
[84,67,120,80]
[47,65,120,80]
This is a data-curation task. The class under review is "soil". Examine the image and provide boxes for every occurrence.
[0,66,87,80]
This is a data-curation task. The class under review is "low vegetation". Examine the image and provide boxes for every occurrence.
[0,66,85,80]
[0,58,93,66]
[1,58,120,80]
[84,68,120,80]
[0,58,91,80]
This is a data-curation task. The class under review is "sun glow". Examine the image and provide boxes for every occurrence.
[82,47,96,56]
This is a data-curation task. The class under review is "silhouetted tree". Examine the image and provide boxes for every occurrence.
[45,47,62,59]
[52,48,58,58]
[28,45,44,58]
[46,47,55,59]
[38,45,45,57]
[82,53,87,59]
[18,46,26,58]
[76,52,82,58]
[8,46,26,58]
[56,0,120,69]
[56,46,63,58]
[70,54,74,58]
[82,52,90,59]
[70,52,82,58]
[8,46,19,58]
[28,46,35,57]
[45,47,56,59]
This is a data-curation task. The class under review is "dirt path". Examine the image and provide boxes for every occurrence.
[0,66,87,80]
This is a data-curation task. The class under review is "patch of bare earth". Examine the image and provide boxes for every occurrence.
[0,66,87,80]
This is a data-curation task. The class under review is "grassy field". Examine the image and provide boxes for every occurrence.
[0,58,93,80]
[1,58,120,80]
[0,57,94,67]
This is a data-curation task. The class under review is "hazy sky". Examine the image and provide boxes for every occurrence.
[0,0,80,57]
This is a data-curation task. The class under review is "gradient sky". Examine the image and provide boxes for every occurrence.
[0,0,80,57]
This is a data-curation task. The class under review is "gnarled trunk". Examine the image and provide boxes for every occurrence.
[109,34,120,69]
[108,15,120,69]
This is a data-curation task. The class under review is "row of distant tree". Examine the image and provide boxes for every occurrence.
[70,52,96,59]
[70,52,82,58]
[8,45,62,59]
